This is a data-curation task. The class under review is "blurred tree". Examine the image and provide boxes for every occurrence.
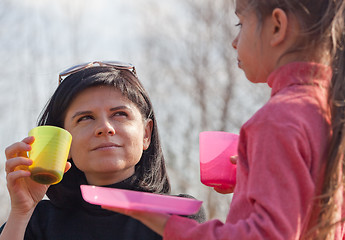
[0,0,87,225]
[0,0,270,225]
[0,0,24,225]
[136,0,270,220]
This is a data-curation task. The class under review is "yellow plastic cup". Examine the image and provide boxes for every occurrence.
[28,126,72,185]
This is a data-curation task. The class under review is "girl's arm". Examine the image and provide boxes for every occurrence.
[102,206,169,236]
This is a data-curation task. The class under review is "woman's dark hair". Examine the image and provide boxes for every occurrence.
[39,66,170,206]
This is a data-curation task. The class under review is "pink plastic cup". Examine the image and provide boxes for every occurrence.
[199,131,239,189]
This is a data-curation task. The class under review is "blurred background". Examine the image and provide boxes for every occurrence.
[0,0,269,224]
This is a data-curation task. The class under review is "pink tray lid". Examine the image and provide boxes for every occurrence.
[81,185,203,215]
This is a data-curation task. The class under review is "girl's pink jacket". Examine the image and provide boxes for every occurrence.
[164,62,345,239]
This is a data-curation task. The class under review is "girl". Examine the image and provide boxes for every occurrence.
[106,0,345,239]
[1,62,205,240]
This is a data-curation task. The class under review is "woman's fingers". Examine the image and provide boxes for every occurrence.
[6,157,33,175]
[5,136,34,160]
[6,169,31,186]
[64,162,72,173]
[5,136,34,174]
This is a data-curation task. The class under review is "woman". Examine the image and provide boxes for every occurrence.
[1,61,205,240]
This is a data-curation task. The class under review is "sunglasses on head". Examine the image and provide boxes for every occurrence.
[58,61,137,84]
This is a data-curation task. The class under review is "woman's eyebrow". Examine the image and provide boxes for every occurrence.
[71,111,92,120]
[110,106,132,112]
[71,106,133,120]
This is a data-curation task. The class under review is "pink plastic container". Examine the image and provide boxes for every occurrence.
[80,185,203,215]
[199,131,239,189]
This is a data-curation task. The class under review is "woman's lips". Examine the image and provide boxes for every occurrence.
[92,142,121,151]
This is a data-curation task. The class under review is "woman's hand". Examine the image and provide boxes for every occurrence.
[213,155,238,194]
[5,136,72,216]
[1,137,71,240]
[5,136,48,215]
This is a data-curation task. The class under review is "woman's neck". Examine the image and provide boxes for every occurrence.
[84,168,135,186]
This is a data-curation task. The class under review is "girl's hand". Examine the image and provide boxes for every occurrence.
[213,155,238,194]
[230,155,238,165]
[102,206,169,236]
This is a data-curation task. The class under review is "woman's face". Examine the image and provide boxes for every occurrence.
[63,86,152,186]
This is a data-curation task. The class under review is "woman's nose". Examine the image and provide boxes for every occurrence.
[95,120,115,136]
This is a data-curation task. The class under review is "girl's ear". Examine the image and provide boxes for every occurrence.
[143,119,153,150]
[270,8,288,46]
